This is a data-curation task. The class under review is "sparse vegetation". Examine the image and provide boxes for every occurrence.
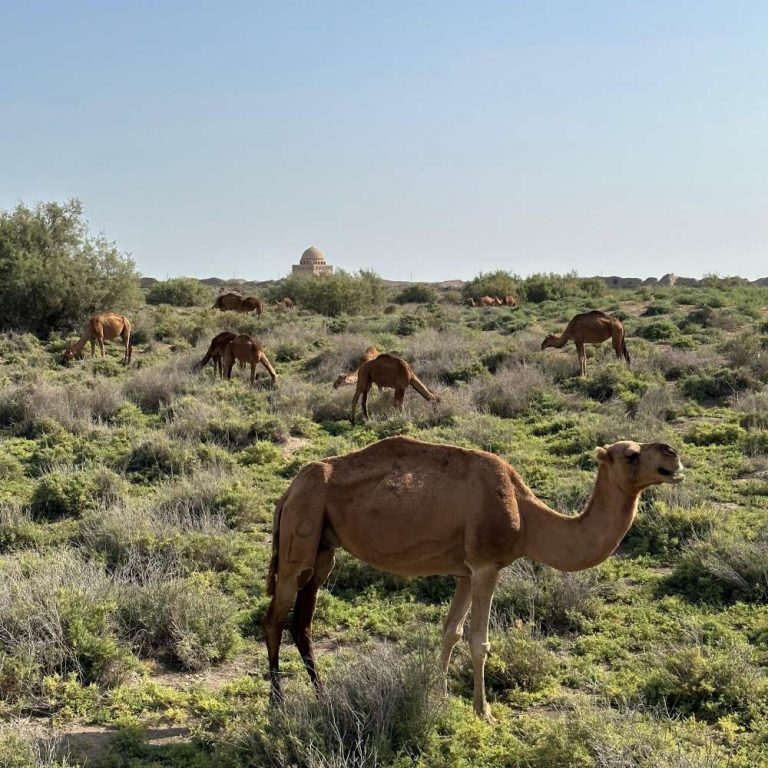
[2,274,768,765]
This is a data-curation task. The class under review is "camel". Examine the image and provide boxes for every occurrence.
[541,310,630,377]
[350,354,439,422]
[194,331,238,379]
[263,436,683,719]
[477,296,497,307]
[62,312,132,365]
[274,297,295,311]
[212,292,263,315]
[466,298,476,307]
[333,346,381,389]
[502,295,517,307]
[223,334,277,387]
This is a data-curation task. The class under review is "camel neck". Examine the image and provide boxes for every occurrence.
[550,333,570,348]
[519,468,638,572]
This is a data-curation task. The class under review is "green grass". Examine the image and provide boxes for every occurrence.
[1,281,768,766]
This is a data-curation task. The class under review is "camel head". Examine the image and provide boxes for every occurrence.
[540,334,558,350]
[61,347,80,364]
[595,441,684,492]
[333,373,349,389]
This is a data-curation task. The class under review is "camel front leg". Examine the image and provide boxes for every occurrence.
[361,385,372,419]
[250,361,256,387]
[394,387,405,411]
[576,340,586,377]
[469,565,499,720]
[440,577,472,694]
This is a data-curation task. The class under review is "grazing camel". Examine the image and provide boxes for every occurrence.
[194,331,237,379]
[62,312,132,365]
[333,346,381,389]
[477,296,497,307]
[541,310,630,377]
[264,436,683,719]
[212,293,263,315]
[502,294,517,307]
[350,354,439,422]
[274,297,295,311]
[223,334,277,387]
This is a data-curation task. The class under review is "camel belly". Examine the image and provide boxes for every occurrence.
[324,468,473,576]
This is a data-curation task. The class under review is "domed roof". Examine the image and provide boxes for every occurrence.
[300,246,326,265]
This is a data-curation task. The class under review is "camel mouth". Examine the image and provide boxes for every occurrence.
[658,465,684,484]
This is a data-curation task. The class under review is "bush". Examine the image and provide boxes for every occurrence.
[462,270,518,301]
[636,318,677,340]
[395,313,427,336]
[273,270,387,316]
[394,284,438,304]
[242,644,443,767]
[685,422,745,446]
[680,367,754,401]
[0,200,141,335]
[643,639,765,723]
[471,366,559,418]
[30,469,124,521]
[124,437,198,482]
[145,277,213,307]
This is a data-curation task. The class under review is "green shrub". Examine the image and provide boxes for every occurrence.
[643,641,765,723]
[680,367,753,401]
[273,270,387,316]
[0,200,141,335]
[124,437,197,482]
[642,301,673,316]
[395,313,427,336]
[685,422,745,446]
[621,502,715,559]
[462,270,518,301]
[581,365,648,403]
[30,469,123,521]
[636,318,677,340]
[145,277,213,307]
[394,284,438,304]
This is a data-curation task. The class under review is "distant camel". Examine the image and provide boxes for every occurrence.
[62,312,132,365]
[263,436,683,718]
[493,296,503,306]
[477,296,497,307]
[212,292,263,315]
[541,310,630,376]
[274,297,295,311]
[466,298,476,307]
[351,354,438,422]
[502,295,517,307]
[194,331,238,379]
[223,334,277,387]
[333,346,381,389]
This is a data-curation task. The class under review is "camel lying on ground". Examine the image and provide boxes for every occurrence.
[223,334,277,386]
[333,346,380,389]
[350,354,438,422]
[62,312,132,365]
[194,331,239,379]
[541,310,630,376]
[263,436,683,719]
[212,292,264,315]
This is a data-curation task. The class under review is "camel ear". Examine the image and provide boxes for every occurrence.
[595,446,611,464]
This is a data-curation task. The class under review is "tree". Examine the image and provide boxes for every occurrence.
[394,283,438,304]
[462,270,519,301]
[0,200,141,334]
[146,277,213,307]
[271,270,388,316]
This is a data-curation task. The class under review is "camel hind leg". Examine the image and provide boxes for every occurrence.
[290,546,336,689]
[263,464,327,701]
[612,326,630,367]
[576,340,587,377]
[440,577,472,694]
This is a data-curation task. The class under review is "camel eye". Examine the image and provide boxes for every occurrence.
[625,452,639,464]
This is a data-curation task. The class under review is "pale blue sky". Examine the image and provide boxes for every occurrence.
[1,1,767,280]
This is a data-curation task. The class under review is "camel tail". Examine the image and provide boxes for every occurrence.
[267,492,288,596]
[622,338,631,367]
[410,374,438,402]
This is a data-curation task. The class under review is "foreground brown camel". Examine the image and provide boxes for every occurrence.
[263,436,683,718]
[62,312,132,364]
[212,292,263,315]
[333,346,381,389]
[350,354,438,422]
[541,310,630,376]
[223,334,277,386]
[194,331,237,379]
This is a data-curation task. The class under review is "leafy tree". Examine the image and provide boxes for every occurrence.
[0,200,141,334]
[146,277,213,307]
[462,270,519,301]
[271,270,387,316]
[394,283,438,304]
